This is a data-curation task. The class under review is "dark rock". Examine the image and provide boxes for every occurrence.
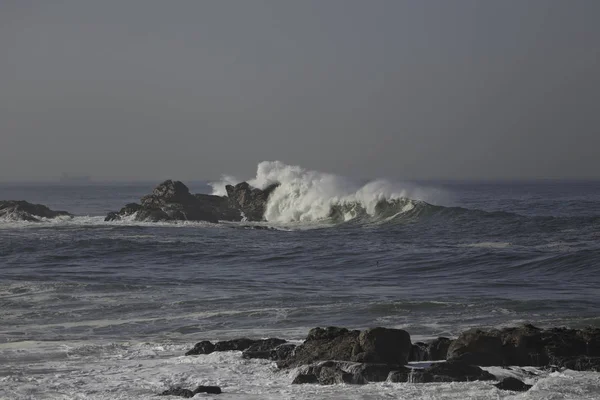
[409,342,428,362]
[277,327,361,369]
[426,337,453,360]
[387,360,496,383]
[557,356,600,372]
[501,324,546,366]
[214,338,258,352]
[270,343,296,361]
[353,327,412,365]
[241,338,287,359]
[279,326,411,369]
[494,377,532,391]
[292,361,365,385]
[348,362,408,382]
[409,337,452,362]
[106,180,243,223]
[0,200,72,222]
[225,182,279,221]
[452,351,504,366]
[160,387,195,398]
[448,324,600,369]
[161,385,222,397]
[306,326,352,341]
[447,328,504,366]
[193,385,222,394]
[185,340,215,356]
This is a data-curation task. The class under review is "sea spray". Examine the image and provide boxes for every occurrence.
[210,161,443,223]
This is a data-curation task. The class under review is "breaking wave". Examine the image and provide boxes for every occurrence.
[210,161,446,223]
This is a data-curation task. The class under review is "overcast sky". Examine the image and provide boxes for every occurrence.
[1,0,599,182]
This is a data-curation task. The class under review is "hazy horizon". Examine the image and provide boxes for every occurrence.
[2,1,599,182]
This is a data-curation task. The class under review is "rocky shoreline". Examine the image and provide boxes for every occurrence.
[162,324,600,396]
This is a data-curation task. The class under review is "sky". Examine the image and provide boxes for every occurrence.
[1,0,599,182]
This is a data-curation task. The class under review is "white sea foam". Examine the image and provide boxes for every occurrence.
[1,339,599,400]
[211,161,443,223]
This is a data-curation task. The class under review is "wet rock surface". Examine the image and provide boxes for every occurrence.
[181,324,600,387]
[494,377,532,391]
[106,179,279,222]
[447,324,600,368]
[226,182,280,221]
[161,385,222,397]
[278,326,412,369]
[0,200,72,222]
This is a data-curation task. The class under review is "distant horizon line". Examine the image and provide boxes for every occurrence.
[1,177,600,185]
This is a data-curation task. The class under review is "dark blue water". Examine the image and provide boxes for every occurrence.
[1,180,599,347]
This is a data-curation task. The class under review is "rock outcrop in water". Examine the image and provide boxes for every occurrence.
[225,182,280,221]
[0,200,72,222]
[105,179,278,223]
[179,323,600,390]
[447,324,600,370]
[277,326,412,369]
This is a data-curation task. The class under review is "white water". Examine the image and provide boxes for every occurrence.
[2,340,599,400]
[211,161,443,223]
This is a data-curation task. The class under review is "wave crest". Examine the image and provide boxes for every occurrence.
[211,161,443,223]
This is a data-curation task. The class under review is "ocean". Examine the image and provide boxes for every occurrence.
[1,163,600,399]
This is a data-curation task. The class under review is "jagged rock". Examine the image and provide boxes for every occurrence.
[555,356,600,372]
[349,362,408,382]
[242,338,287,359]
[353,327,412,364]
[270,343,296,361]
[447,328,504,366]
[278,326,412,369]
[292,361,365,385]
[186,338,288,358]
[292,361,411,385]
[105,180,243,223]
[225,182,279,221]
[214,338,258,352]
[410,337,453,362]
[410,342,428,362]
[447,324,600,370]
[426,337,453,360]
[0,200,71,222]
[185,340,215,356]
[494,377,532,391]
[277,327,360,369]
[387,360,496,383]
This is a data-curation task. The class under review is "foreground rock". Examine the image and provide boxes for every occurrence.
[292,359,495,385]
[387,360,495,383]
[0,200,72,222]
[278,326,412,369]
[161,385,222,397]
[447,324,600,369]
[186,337,291,361]
[409,337,453,362]
[180,324,599,388]
[494,377,532,391]
[293,361,408,385]
[106,179,278,223]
